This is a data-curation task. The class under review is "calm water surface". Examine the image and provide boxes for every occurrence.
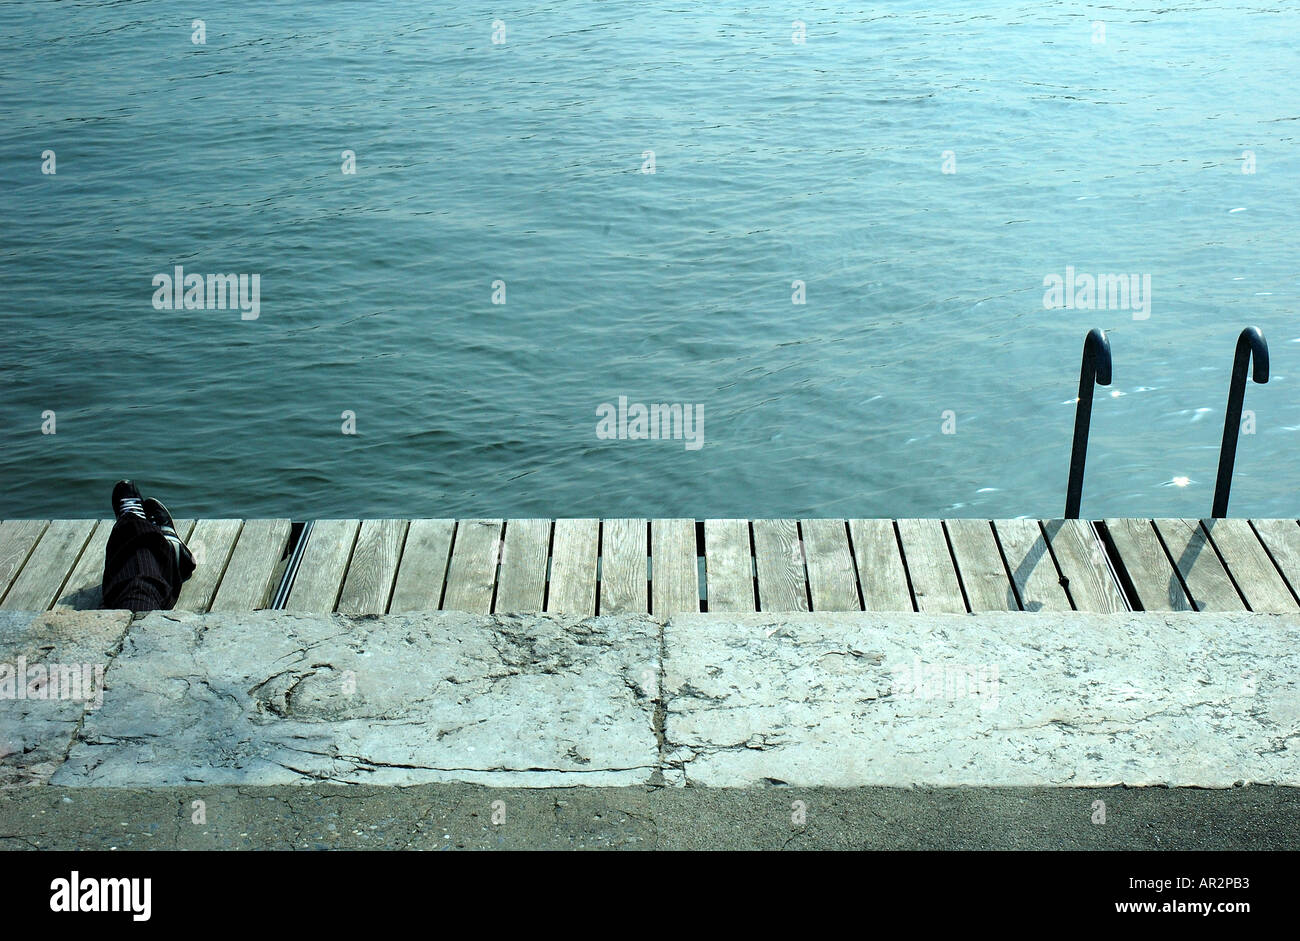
[2,2,1297,520]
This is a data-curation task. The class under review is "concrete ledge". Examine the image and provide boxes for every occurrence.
[0,610,133,786]
[663,611,1300,788]
[3,610,1298,791]
[49,611,662,787]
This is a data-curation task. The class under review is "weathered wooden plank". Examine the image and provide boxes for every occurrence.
[210,518,292,611]
[284,519,361,612]
[0,520,49,600]
[599,518,648,615]
[0,519,95,611]
[1201,519,1298,612]
[441,519,503,614]
[800,519,861,612]
[53,519,114,610]
[388,519,456,613]
[337,518,409,616]
[994,518,1073,612]
[1103,518,1192,612]
[547,518,599,615]
[945,519,1016,612]
[494,519,551,613]
[847,519,912,611]
[894,518,966,613]
[1041,519,1127,613]
[703,519,755,613]
[175,519,244,612]
[1152,518,1245,612]
[751,519,808,612]
[651,518,699,616]
[1249,519,1300,604]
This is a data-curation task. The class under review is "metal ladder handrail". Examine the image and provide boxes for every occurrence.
[1212,326,1269,518]
[1064,327,1112,519]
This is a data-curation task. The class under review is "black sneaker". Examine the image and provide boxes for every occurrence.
[111,480,146,520]
[143,497,196,579]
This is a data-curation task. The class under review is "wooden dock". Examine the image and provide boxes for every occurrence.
[2,517,1299,616]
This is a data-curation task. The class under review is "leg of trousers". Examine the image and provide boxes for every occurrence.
[101,515,184,612]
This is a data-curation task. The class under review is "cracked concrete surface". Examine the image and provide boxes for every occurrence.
[2,610,1298,791]
[49,610,662,787]
[663,612,1300,787]
[0,610,132,786]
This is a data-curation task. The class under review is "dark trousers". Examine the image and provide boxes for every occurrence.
[101,515,193,611]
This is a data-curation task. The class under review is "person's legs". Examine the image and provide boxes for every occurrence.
[101,481,192,612]
[102,513,176,610]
